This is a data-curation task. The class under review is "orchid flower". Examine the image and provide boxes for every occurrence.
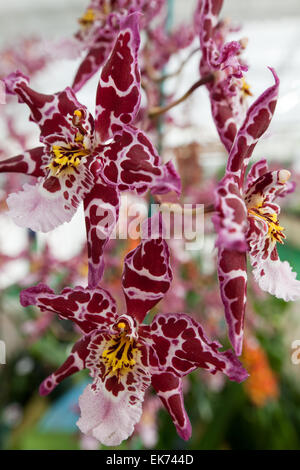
[0,80,6,105]
[1,13,180,287]
[213,67,300,356]
[196,0,249,152]
[73,0,165,92]
[144,16,196,75]
[20,217,247,446]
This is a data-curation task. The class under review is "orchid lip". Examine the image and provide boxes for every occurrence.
[48,144,90,176]
[102,329,139,380]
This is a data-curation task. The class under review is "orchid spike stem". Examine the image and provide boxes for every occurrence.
[148,74,214,118]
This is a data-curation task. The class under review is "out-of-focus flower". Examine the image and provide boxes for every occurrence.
[242,338,278,407]
[143,17,196,77]
[0,38,48,79]
[2,403,23,427]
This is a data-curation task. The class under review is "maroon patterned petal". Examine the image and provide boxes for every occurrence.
[100,127,174,194]
[197,0,244,152]
[84,180,120,288]
[122,231,173,324]
[39,334,92,396]
[145,312,248,381]
[227,68,279,183]
[213,173,248,251]
[209,81,244,153]
[244,158,269,193]
[0,147,46,177]
[245,169,292,206]
[198,0,224,64]
[4,71,94,146]
[151,372,191,441]
[20,283,118,334]
[95,13,141,143]
[151,160,182,196]
[72,42,111,93]
[217,248,247,356]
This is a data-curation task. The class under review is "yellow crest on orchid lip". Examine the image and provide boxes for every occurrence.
[102,336,137,373]
[48,109,90,176]
[247,169,290,244]
[102,322,139,378]
[248,207,285,244]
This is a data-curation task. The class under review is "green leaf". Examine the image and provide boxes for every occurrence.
[19,430,79,450]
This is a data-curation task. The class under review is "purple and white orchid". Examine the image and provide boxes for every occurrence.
[72,0,166,92]
[20,218,247,446]
[0,13,180,287]
[196,0,249,152]
[213,67,300,356]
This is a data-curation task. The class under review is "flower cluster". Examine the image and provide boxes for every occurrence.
[1,13,180,288]
[0,0,299,448]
